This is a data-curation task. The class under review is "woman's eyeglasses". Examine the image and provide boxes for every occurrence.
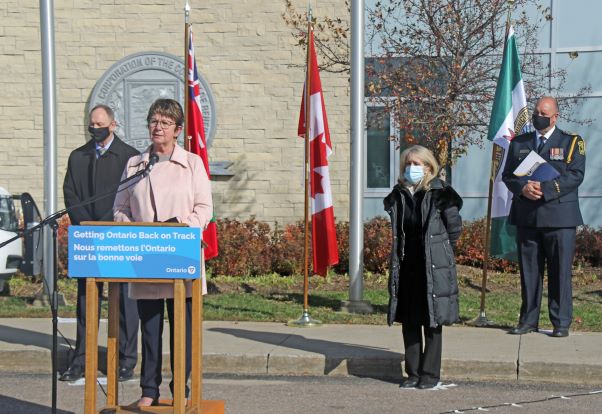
[149,119,177,129]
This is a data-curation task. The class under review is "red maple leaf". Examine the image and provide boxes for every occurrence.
[311,169,325,198]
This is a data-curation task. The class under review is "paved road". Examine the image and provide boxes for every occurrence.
[1,374,600,414]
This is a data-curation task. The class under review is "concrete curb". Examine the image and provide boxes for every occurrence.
[3,351,600,385]
[0,320,600,385]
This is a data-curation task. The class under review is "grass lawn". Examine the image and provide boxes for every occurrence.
[1,265,600,331]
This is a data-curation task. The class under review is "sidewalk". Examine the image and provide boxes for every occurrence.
[0,318,601,385]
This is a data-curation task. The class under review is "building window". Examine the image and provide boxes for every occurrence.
[366,105,397,191]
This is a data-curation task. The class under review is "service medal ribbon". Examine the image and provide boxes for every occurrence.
[549,148,563,160]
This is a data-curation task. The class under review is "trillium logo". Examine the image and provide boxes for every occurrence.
[187,266,196,275]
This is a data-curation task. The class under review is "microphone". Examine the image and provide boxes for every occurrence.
[143,153,159,176]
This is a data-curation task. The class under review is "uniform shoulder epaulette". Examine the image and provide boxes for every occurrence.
[566,132,585,163]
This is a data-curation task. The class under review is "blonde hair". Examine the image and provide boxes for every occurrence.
[398,145,439,191]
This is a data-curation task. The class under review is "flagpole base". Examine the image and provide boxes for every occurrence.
[287,310,322,327]
[467,311,496,327]
[340,300,373,314]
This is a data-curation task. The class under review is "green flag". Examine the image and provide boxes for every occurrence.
[487,26,530,261]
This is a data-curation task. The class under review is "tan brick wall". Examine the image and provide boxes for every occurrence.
[0,0,350,225]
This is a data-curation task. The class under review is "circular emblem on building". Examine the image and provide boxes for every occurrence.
[89,52,216,152]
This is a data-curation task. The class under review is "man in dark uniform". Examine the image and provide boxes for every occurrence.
[502,96,585,338]
[61,104,140,381]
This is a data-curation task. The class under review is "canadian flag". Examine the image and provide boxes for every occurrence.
[298,29,339,276]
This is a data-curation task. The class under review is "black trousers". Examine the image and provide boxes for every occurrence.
[137,297,192,400]
[516,226,575,329]
[402,323,442,384]
[71,280,139,370]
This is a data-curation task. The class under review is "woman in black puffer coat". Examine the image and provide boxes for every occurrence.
[383,145,463,389]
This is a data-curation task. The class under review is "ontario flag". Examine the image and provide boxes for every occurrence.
[187,28,218,260]
[298,29,339,276]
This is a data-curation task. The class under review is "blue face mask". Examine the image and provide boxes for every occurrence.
[403,165,424,185]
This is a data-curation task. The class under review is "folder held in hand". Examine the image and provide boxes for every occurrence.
[513,150,560,182]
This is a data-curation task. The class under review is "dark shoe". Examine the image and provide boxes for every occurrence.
[417,379,439,389]
[118,367,134,382]
[509,324,537,335]
[400,377,419,388]
[59,365,83,382]
[550,328,569,338]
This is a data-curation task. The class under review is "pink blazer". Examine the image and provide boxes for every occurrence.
[113,144,213,299]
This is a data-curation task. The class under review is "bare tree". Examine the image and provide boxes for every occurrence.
[283,0,590,166]
[282,0,350,74]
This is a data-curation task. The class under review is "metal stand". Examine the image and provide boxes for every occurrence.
[50,219,59,414]
[287,309,322,327]
[0,201,66,414]
[468,311,496,327]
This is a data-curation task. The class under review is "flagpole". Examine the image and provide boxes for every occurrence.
[303,7,311,316]
[40,2,59,411]
[184,2,204,407]
[470,2,514,327]
[288,3,321,327]
[469,146,498,326]
[184,2,191,152]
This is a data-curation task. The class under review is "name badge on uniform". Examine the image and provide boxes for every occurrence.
[550,147,564,161]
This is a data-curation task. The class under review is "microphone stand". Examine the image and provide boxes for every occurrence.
[0,159,155,414]
[50,217,60,414]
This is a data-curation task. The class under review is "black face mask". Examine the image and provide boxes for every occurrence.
[532,114,551,131]
[88,126,111,143]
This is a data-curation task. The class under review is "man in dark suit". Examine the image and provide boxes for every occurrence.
[61,104,140,381]
[502,96,585,338]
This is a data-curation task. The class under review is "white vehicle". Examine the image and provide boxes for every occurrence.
[0,187,22,292]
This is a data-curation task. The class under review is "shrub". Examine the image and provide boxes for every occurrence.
[575,225,602,267]
[208,217,388,277]
[455,218,518,273]
[57,213,601,279]
[363,217,390,274]
[455,218,486,268]
[456,220,602,271]
[207,217,272,277]
[271,221,307,276]
[57,215,71,278]
[333,220,349,274]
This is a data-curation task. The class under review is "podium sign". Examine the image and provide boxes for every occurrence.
[68,225,201,279]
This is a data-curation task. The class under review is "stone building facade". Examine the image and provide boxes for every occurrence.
[0,0,350,225]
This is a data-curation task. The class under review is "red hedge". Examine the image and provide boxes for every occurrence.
[56,216,601,277]
[208,217,272,277]
[575,225,602,267]
[455,217,519,273]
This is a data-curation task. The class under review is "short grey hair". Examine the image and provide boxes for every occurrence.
[89,104,115,121]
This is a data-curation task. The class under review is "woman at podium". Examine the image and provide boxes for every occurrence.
[113,98,213,407]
